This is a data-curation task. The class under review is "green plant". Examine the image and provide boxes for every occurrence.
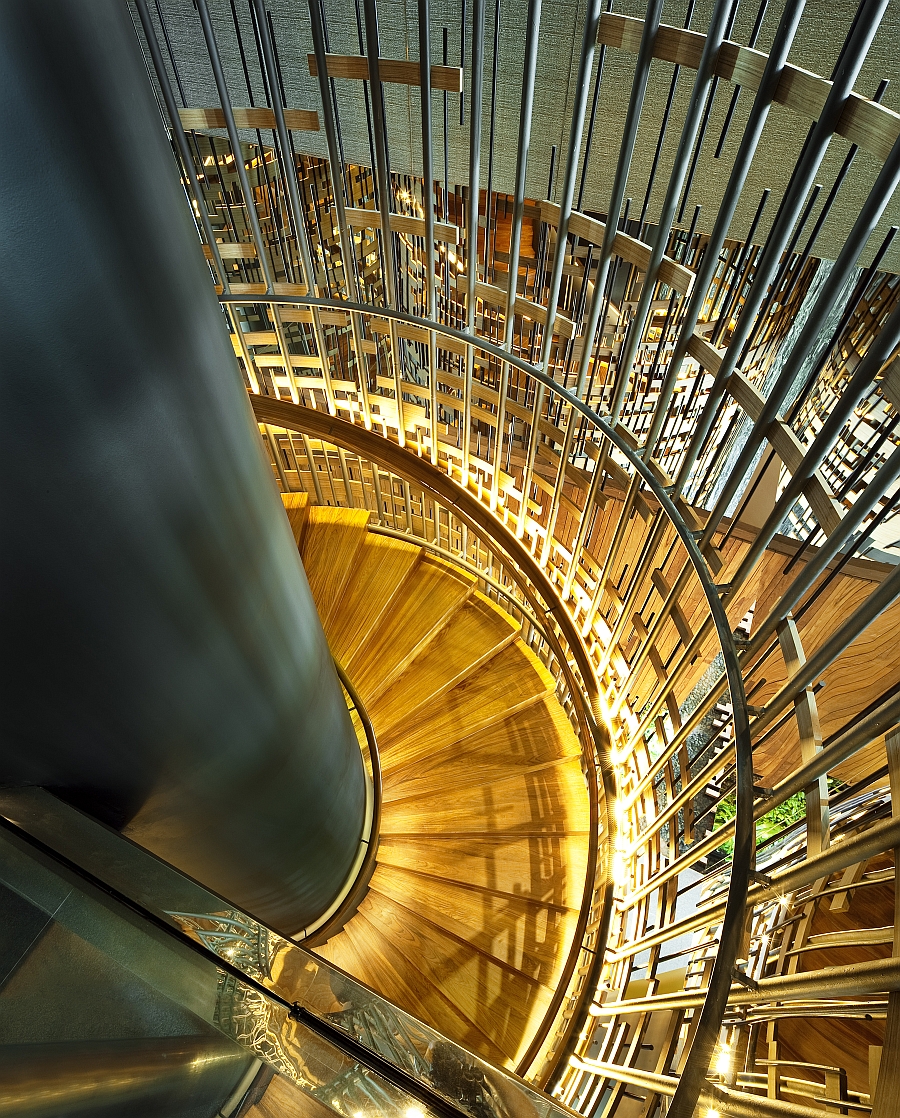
[712,789,825,856]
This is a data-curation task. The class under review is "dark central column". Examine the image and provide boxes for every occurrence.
[0,0,366,936]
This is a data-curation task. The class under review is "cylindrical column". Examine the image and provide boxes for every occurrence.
[0,0,366,935]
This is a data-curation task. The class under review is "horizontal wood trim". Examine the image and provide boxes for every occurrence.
[456,273,576,338]
[278,307,352,327]
[540,202,694,295]
[308,53,464,93]
[597,12,900,164]
[367,316,469,357]
[345,207,461,243]
[686,331,725,374]
[203,242,257,260]
[178,106,319,132]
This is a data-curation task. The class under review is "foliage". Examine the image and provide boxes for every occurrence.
[712,786,840,856]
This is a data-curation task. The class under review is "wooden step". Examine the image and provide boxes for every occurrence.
[379,763,591,838]
[370,863,579,987]
[377,642,554,776]
[358,889,553,1065]
[382,696,581,802]
[346,556,473,705]
[366,592,519,735]
[280,491,309,548]
[325,533,421,665]
[315,906,512,1067]
[299,507,371,633]
[376,832,592,906]
[292,516,593,1072]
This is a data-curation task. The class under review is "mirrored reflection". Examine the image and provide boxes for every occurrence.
[2,789,563,1118]
[169,908,557,1118]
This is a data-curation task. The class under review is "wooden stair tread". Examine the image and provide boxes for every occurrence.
[379,761,591,836]
[366,593,519,732]
[369,864,580,986]
[346,556,473,702]
[382,753,581,806]
[299,507,371,632]
[382,696,581,799]
[358,890,555,1065]
[326,533,421,665]
[318,907,512,1068]
[293,514,592,1070]
[376,833,591,907]
[377,642,553,771]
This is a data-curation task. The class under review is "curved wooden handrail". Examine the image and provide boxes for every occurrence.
[250,393,612,1081]
[248,377,751,1110]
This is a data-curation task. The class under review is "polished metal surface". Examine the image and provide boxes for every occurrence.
[0,1037,249,1118]
[0,0,365,935]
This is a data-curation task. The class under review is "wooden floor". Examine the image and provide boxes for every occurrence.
[276,494,592,1071]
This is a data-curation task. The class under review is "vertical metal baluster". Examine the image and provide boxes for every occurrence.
[638,0,696,241]
[670,0,889,500]
[461,0,485,486]
[362,0,406,444]
[485,0,501,283]
[418,0,440,465]
[307,0,372,428]
[519,0,604,551]
[195,0,301,404]
[697,131,900,552]
[643,0,804,461]
[253,0,337,413]
[576,0,664,424]
[610,0,734,425]
[490,0,541,512]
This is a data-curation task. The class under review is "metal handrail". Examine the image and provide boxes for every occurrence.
[248,319,752,1115]
[296,657,383,945]
[252,395,610,1082]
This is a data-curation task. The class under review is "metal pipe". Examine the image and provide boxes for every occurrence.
[638,0,695,235]
[750,558,900,742]
[643,0,806,459]
[671,0,889,494]
[0,0,366,935]
[490,0,541,509]
[418,0,440,464]
[195,0,272,290]
[611,0,734,423]
[727,289,900,596]
[525,0,604,553]
[577,0,665,406]
[133,0,229,298]
[362,0,406,444]
[253,1,337,415]
[307,0,372,428]
[612,812,900,964]
[700,132,900,549]
[462,0,486,484]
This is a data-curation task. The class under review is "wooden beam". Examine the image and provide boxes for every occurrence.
[178,106,319,132]
[344,207,461,244]
[596,12,900,165]
[308,53,464,93]
[540,201,694,296]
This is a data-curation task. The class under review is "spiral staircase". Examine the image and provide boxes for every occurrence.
[6,0,900,1117]
[282,495,591,1071]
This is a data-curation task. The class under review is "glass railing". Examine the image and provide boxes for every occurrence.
[0,785,581,1118]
